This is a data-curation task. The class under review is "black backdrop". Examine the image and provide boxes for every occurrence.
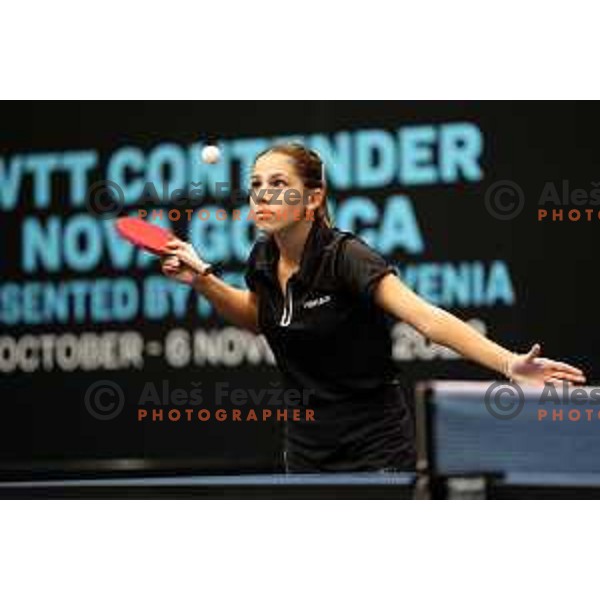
[0,101,597,474]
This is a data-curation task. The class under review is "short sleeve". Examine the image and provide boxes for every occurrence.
[336,236,397,300]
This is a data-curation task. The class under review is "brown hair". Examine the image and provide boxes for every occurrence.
[254,141,333,227]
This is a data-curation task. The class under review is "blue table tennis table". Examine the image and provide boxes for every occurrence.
[417,380,600,498]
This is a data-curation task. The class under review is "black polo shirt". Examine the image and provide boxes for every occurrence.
[244,219,416,472]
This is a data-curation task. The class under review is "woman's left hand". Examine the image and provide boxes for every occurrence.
[508,343,587,387]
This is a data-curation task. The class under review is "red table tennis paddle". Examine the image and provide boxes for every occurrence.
[114,216,219,276]
[115,217,174,255]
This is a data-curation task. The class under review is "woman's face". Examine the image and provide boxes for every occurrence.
[249,152,313,234]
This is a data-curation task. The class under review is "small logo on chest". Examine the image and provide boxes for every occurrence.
[303,295,332,309]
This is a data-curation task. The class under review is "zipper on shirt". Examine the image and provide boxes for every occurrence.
[279,280,294,327]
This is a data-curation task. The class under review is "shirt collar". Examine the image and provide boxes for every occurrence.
[254,218,335,286]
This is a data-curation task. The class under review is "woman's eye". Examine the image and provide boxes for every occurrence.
[273,179,286,187]
[250,181,261,188]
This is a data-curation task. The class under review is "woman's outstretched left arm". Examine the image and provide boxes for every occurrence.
[373,273,586,387]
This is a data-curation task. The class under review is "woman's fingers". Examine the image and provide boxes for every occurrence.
[542,366,585,383]
[163,246,187,262]
[565,371,587,383]
[165,238,185,252]
[161,255,181,269]
[546,372,582,384]
[161,253,185,280]
[165,257,180,268]
[544,377,574,387]
[553,361,585,377]
[523,344,585,383]
[161,239,204,279]
[526,343,542,360]
[544,359,586,380]
[165,239,203,262]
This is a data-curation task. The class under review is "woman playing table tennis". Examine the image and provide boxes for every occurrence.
[161,142,586,472]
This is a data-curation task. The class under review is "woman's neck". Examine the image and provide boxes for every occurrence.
[273,220,314,267]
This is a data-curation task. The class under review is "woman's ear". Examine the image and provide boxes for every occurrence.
[305,187,323,213]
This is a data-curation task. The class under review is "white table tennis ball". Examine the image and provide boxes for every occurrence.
[201,145,221,164]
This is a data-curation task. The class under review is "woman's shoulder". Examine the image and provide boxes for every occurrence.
[325,226,361,248]
[328,227,380,258]
[330,227,397,299]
